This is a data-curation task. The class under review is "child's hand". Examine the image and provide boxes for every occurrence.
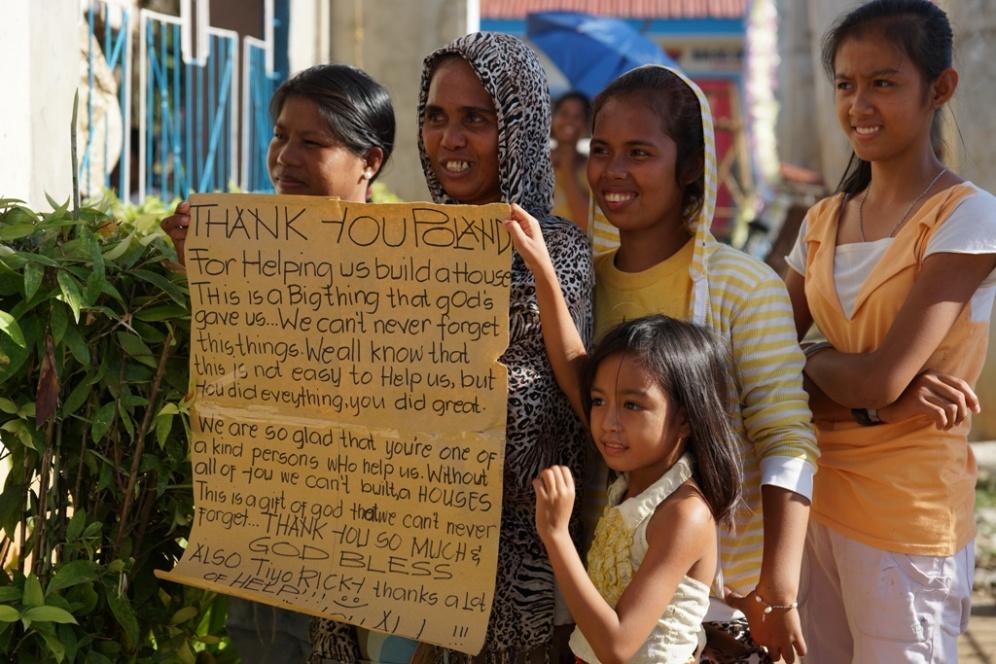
[160,200,191,266]
[533,465,575,544]
[502,203,554,276]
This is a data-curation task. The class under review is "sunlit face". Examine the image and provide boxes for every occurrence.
[267,96,369,201]
[833,36,936,165]
[421,58,502,206]
[587,96,686,236]
[552,97,588,146]
[589,353,687,486]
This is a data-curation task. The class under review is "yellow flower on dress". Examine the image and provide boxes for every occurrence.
[586,506,633,608]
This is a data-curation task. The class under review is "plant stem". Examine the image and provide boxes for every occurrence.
[73,403,91,505]
[16,454,28,576]
[114,332,172,552]
[32,418,56,579]
[71,90,80,221]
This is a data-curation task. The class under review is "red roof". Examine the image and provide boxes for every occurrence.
[480,0,749,19]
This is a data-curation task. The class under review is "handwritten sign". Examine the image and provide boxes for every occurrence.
[157,194,512,654]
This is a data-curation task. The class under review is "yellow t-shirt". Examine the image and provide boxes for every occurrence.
[593,239,694,341]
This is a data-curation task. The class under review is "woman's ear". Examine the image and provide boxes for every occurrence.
[931,68,959,108]
[364,147,386,180]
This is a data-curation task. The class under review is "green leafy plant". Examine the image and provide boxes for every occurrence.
[0,192,234,662]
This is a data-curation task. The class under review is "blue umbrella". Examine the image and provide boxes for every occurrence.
[526,12,679,100]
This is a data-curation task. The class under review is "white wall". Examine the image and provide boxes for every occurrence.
[0,0,79,209]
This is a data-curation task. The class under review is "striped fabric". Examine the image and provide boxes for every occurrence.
[701,243,817,593]
[481,0,749,19]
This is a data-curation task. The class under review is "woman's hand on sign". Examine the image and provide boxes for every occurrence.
[534,465,575,545]
[502,203,554,277]
[880,369,979,430]
[160,200,191,267]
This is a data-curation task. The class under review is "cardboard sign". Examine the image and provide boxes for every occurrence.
[157,194,512,654]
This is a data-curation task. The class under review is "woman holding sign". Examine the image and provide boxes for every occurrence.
[416,32,593,663]
[161,63,395,261]
[161,64,398,664]
[317,31,595,664]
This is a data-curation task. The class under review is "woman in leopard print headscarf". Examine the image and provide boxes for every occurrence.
[310,32,594,664]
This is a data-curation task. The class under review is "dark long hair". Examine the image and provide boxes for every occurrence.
[581,315,742,525]
[269,64,396,182]
[592,67,705,225]
[822,0,954,195]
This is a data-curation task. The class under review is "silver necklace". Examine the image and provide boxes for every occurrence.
[859,167,948,242]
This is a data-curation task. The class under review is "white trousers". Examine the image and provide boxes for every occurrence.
[800,520,973,663]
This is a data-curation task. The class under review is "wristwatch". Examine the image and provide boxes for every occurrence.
[851,408,882,426]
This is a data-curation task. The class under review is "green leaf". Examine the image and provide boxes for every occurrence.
[23,261,43,300]
[62,323,90,365]
[66,509,86,543]
[155,411,174,448]
[116,331,156,368]
[0,398,16,414]
[0,223,36,240]
[0,483,24,537]
[61,379,93,417]
[0,606,18,622]
[23,574,44,607]
[84,226,105,280]
[57,623,78,664]
[90,402,116,443]
[0,586,20,602]
[47,560,98,593]
[37,625,66,662]
[0,311,25,348]
[105,587,138,648]
[50,302,68,344]
[170,605,198,624]
[135,304,188,322]
[101,235,132,262]
[56,271,84,323]
[118,404,134,438]
[22,605,78,624]
[131,269,187,306]
[84,271,105,308]
[16,252,59,267]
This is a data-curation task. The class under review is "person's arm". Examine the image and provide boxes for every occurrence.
[535,466,712,664]
[721,266,816,663]
[503,204,588,420]
[805,251,996,408]
[785,258,979,428]
[806,371,977,429]
[783,267,813,341]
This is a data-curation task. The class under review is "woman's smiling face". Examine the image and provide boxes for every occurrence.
[421,57,502,206]
[267,95,369,201]
[833,36,936,165]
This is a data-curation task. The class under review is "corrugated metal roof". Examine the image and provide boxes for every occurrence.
[480,0,749,19]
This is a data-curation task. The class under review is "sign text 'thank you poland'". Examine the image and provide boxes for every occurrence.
[157,194,512,654]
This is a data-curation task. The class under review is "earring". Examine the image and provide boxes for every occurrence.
[363,169,374,180]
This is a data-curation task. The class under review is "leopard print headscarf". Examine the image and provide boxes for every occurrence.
[417,31,555,217]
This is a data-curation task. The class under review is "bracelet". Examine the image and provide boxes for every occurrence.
[754,593,798,615]
[802,341,833,359]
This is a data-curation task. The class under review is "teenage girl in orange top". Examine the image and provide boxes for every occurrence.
[784,2,996,661]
